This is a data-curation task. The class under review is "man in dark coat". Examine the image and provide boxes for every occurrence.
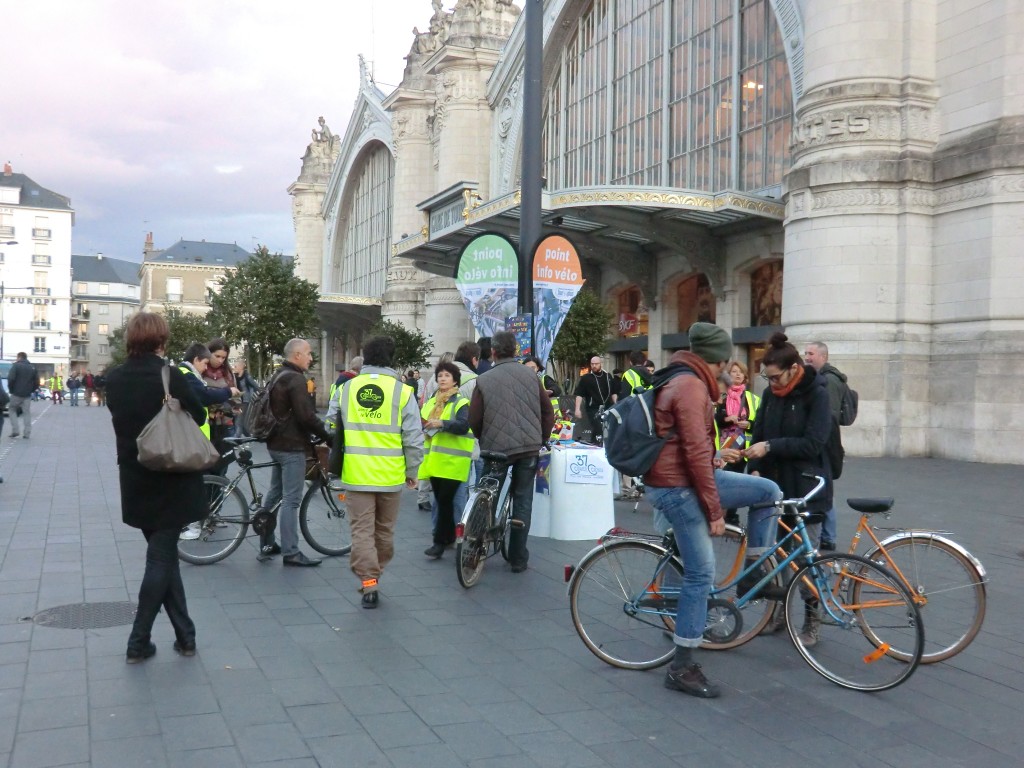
[468,331,555,573]
[7,352,38,438]
[573,355,617,442]
[258,338,332,566]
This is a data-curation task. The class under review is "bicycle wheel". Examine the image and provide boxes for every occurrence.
[456,491,491,589]
[569,540,679,670]
[784,554,923,691]
[700,525,779,650]
[497,491,513,562]
[863,535,985,663]
[178,475,250,565]
[299,481,351,556]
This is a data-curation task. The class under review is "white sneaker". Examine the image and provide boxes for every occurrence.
[179,522,202,541]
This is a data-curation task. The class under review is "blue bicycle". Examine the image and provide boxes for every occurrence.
[567,476,925,691]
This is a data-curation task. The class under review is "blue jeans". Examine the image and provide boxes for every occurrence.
[646,487,717,647]
[652,470,781,552]
[505,455,538,566]
[264,449,308,556]
[647,471,782,647]
[70,389,80,405]
[821,506,837,545]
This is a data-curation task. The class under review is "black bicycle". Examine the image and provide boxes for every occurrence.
[455,450,522,588]
[177,437,351,565]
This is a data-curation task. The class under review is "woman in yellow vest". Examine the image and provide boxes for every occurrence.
[420,362,474,559]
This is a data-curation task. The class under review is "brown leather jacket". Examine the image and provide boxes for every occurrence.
[643,351,722,522]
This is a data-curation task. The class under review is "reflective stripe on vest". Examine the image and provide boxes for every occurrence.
[418,395,472,481]
[340,374,410,487]
[622,368,645,395]
[179,365,211,439]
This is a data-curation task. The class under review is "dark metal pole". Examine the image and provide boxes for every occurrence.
[519,0,543,355]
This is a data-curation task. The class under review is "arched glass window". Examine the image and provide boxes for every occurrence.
[543,0,792,193]
[337,144,394,297]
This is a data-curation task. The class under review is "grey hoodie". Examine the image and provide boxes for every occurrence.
[818,363,847,421]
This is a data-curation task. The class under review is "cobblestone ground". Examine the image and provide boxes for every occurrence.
[0,402,1020,767]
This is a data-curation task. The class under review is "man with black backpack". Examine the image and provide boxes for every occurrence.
[642,323,782,700]
[804,341,854,550]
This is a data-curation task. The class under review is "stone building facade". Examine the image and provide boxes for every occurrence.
[138,235,252,315]
[70,254,141,374]
[293,0,1024,464]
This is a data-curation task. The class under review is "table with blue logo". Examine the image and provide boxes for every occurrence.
[532,443,615,540]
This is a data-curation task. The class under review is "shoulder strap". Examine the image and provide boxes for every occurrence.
[160,365,171,401]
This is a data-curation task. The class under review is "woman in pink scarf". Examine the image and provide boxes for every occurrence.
[716,361,760,469]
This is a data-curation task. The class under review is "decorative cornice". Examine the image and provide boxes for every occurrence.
[550,189,785,219]
[318,293,382,307]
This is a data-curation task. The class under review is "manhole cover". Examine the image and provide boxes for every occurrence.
[33,602,137,629]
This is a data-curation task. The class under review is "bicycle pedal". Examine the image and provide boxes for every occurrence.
[509,519,525,528]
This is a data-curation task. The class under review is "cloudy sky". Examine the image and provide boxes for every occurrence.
[1,0,439,261]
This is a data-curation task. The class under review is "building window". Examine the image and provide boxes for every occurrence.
[543,0,792,193]
[616,285,648,337]
[34,337,46,354]
[98,324,109,336]
[750,259,782,326]
[98,344,109,355]
[98,303,109,315]
[76,282,88,293]
[31,304,49,330]
[166,277,183,303]
[99,283,109,295]
[676,273,716,330]
[335,144,394,298]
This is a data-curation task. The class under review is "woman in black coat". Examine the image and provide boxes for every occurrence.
[106,312,208,663]
[744,332,833,646]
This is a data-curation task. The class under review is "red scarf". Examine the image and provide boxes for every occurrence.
[770,364,804,398]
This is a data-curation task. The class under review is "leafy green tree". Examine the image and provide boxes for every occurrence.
[367,318,434,373]
[164,308,216,362]
[548,287,615,392]
[107,322,128,366]
[206,246,321,378]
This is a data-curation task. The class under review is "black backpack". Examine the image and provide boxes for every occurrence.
[601,366,693,477]
[825,416,845,480]
[838,382,859,426]
[245,369,292,441]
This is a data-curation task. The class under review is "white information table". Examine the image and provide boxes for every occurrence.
[531,443,615,540]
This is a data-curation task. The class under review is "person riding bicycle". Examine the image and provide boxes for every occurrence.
[644,322,781,699]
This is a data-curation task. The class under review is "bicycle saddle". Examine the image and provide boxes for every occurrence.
[479,450,509,463]
[846,498,894,514]
[224,437,258,446]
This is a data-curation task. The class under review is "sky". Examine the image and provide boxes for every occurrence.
[0,0,440,262]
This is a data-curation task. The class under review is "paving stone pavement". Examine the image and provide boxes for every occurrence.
[0,402,1020,767]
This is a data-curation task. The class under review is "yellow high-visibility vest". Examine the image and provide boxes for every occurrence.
[622,368,647,395]
[179,365,211,439]
[340,374,410,490]
[418,394,473,482]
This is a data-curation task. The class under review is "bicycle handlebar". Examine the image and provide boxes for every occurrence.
[781,474,826,511]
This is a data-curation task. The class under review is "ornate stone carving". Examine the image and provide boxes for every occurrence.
[497,72,522,160]
[810,189,900,211]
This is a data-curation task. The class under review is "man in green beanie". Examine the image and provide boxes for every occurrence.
[643,321,782,699]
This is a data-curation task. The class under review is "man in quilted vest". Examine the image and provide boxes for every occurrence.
[468,331,555,573]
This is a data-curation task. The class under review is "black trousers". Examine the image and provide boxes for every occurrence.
[430,477,462,546]
[127,527,195,651]
[506,454,539,566]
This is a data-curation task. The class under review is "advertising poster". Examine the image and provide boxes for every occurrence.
[563,448,610,485]
[505,314,533,357]
[532,234,585,365]
[455,233,519,338]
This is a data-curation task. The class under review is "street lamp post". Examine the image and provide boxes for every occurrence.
[519,0,543,355]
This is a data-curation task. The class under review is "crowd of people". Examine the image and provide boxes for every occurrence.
[90,311,850,702]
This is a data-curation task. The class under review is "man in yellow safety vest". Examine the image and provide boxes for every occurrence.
[336,336,423,608]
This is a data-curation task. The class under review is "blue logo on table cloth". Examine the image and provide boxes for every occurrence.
[564,449,609,485]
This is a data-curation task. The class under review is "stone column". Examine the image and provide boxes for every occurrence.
[783,0,939,458]
[423,276,475,360]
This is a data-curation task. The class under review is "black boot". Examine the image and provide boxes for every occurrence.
[736,559,786,601]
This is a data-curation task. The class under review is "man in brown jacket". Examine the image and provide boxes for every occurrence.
[260,338,332,566]
[645,323,781,699]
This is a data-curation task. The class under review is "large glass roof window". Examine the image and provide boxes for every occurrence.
[543,0,792,193]
[336,145,394,298]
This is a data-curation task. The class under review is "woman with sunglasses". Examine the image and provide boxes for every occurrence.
[743,332,834,646]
